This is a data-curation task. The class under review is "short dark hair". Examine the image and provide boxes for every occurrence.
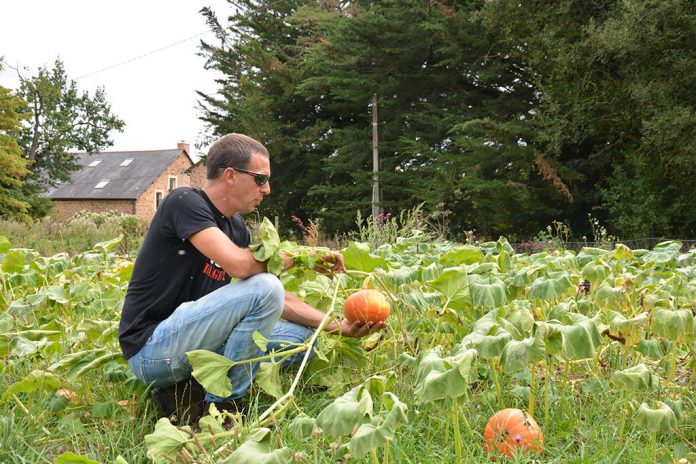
[206,133,270,179]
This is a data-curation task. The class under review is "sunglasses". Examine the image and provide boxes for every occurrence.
[223,166,270,185]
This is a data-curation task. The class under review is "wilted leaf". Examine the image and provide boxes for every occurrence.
[634,401,677,433]
[288,413,317,440]
[256,362,283,399]
[406,347,476,402]
[144,418,191,461]
[3,370,61,400]
[528,272,573,300]
[350,393,408,458]
[651,308,694,343]
[612,364,660,391]
[223,428,292,464]
[187,349,234,398]
[316,384,373,436]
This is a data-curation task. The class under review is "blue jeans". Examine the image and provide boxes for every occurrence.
[126,273,315,402]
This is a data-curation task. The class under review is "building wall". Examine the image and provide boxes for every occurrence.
[51,199,135,222]
[188,162,207,189]
[134,152,194,221]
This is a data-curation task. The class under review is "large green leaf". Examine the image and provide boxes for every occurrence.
[439,245,483,266]
[469,275,507,308]
[651,308,694,343]
[528,271,573,300]
[612,364,660,391]
[144,418,191,462]
[609,311,649,346]
[186,349,234,398]
[460,327,512,360]
[634,401,677,433]
[256,362,283,399]
[428,267,472,311]
[3,370,61,400]
[342,242,389,272]
[2,249,27,274]
[288,413,317,440]
[500,337,546,373]
[223,428,292,464]
[350,393,408,459]
[404,347,476,402]
[316,384,373,436]
[54,452,100,464]
[642,241,682,265]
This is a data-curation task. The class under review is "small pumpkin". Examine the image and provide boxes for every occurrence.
[484,408,543,457]
[343,289,390,323]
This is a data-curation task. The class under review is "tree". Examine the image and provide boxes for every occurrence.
[0,60,31,220]
[16,59,125,216]
[479,0,696,238]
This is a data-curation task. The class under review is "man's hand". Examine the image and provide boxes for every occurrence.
[326,318,388,338]
[313,251,346,276]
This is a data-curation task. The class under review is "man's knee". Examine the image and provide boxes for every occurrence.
[248,273,284,316]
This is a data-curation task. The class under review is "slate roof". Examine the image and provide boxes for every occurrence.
[48,149,192,200]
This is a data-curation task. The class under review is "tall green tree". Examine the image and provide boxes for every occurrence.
[17,59,125,216]
[0,60,31,220]
[480,0,696,238]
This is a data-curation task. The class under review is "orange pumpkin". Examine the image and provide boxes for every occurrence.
[484,408,543,457]
[343,289,390,323]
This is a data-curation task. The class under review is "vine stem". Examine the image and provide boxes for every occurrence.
[667,340,678,385]
[528,362,536,418]
[452,396,462,464]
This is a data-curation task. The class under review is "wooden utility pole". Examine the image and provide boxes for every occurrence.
[371,93,382,221]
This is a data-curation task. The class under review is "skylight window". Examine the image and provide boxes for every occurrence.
[120,158,134,166]
[88,160,102,167]
[94,180,110,189]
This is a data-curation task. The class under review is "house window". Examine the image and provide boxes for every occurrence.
[168,176,177,191]
[94,180,110,189]
[88,160,102,167]
[155,190,164,209]
[120,158,134,167]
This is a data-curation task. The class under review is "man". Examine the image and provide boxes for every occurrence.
[118,133,384,423]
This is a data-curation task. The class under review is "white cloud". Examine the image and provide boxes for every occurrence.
[0,0,232,159]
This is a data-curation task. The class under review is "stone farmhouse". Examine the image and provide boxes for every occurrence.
[48,142,207,222]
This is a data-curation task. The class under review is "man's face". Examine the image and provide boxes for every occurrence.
[232,152,271,213]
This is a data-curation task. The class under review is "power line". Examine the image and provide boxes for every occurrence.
[74,31,210,81]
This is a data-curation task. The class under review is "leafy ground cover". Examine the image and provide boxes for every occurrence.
[1,232,695,463]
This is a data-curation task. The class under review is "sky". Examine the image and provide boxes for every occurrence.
[0,0,233,160]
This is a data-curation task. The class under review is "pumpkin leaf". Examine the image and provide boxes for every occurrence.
[54,452,100,464]
[634,401,677,433]
[500,337,546,373]
[186,349,234,398]
[223,428,293,464]
[316,384,373,436]
[528,272,573,300]
[256,362,283,399]
[144,418,191,462]
[612,364,660,391]
[3,370,61,400]
[439,245,483,266]
[288,413,317,440]
[406,347,476,402]
[342,242,389,272]
[350,393,409,459]
[469,275,508,308]
[428,267,472,312]
[651,308,694,343]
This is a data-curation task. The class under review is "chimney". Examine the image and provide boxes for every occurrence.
[177,141,189,155]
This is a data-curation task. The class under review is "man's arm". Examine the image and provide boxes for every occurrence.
[188,227,292,279]
[282,292,387,338]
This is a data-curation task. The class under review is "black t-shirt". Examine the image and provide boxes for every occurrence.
[118,187,250,359]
